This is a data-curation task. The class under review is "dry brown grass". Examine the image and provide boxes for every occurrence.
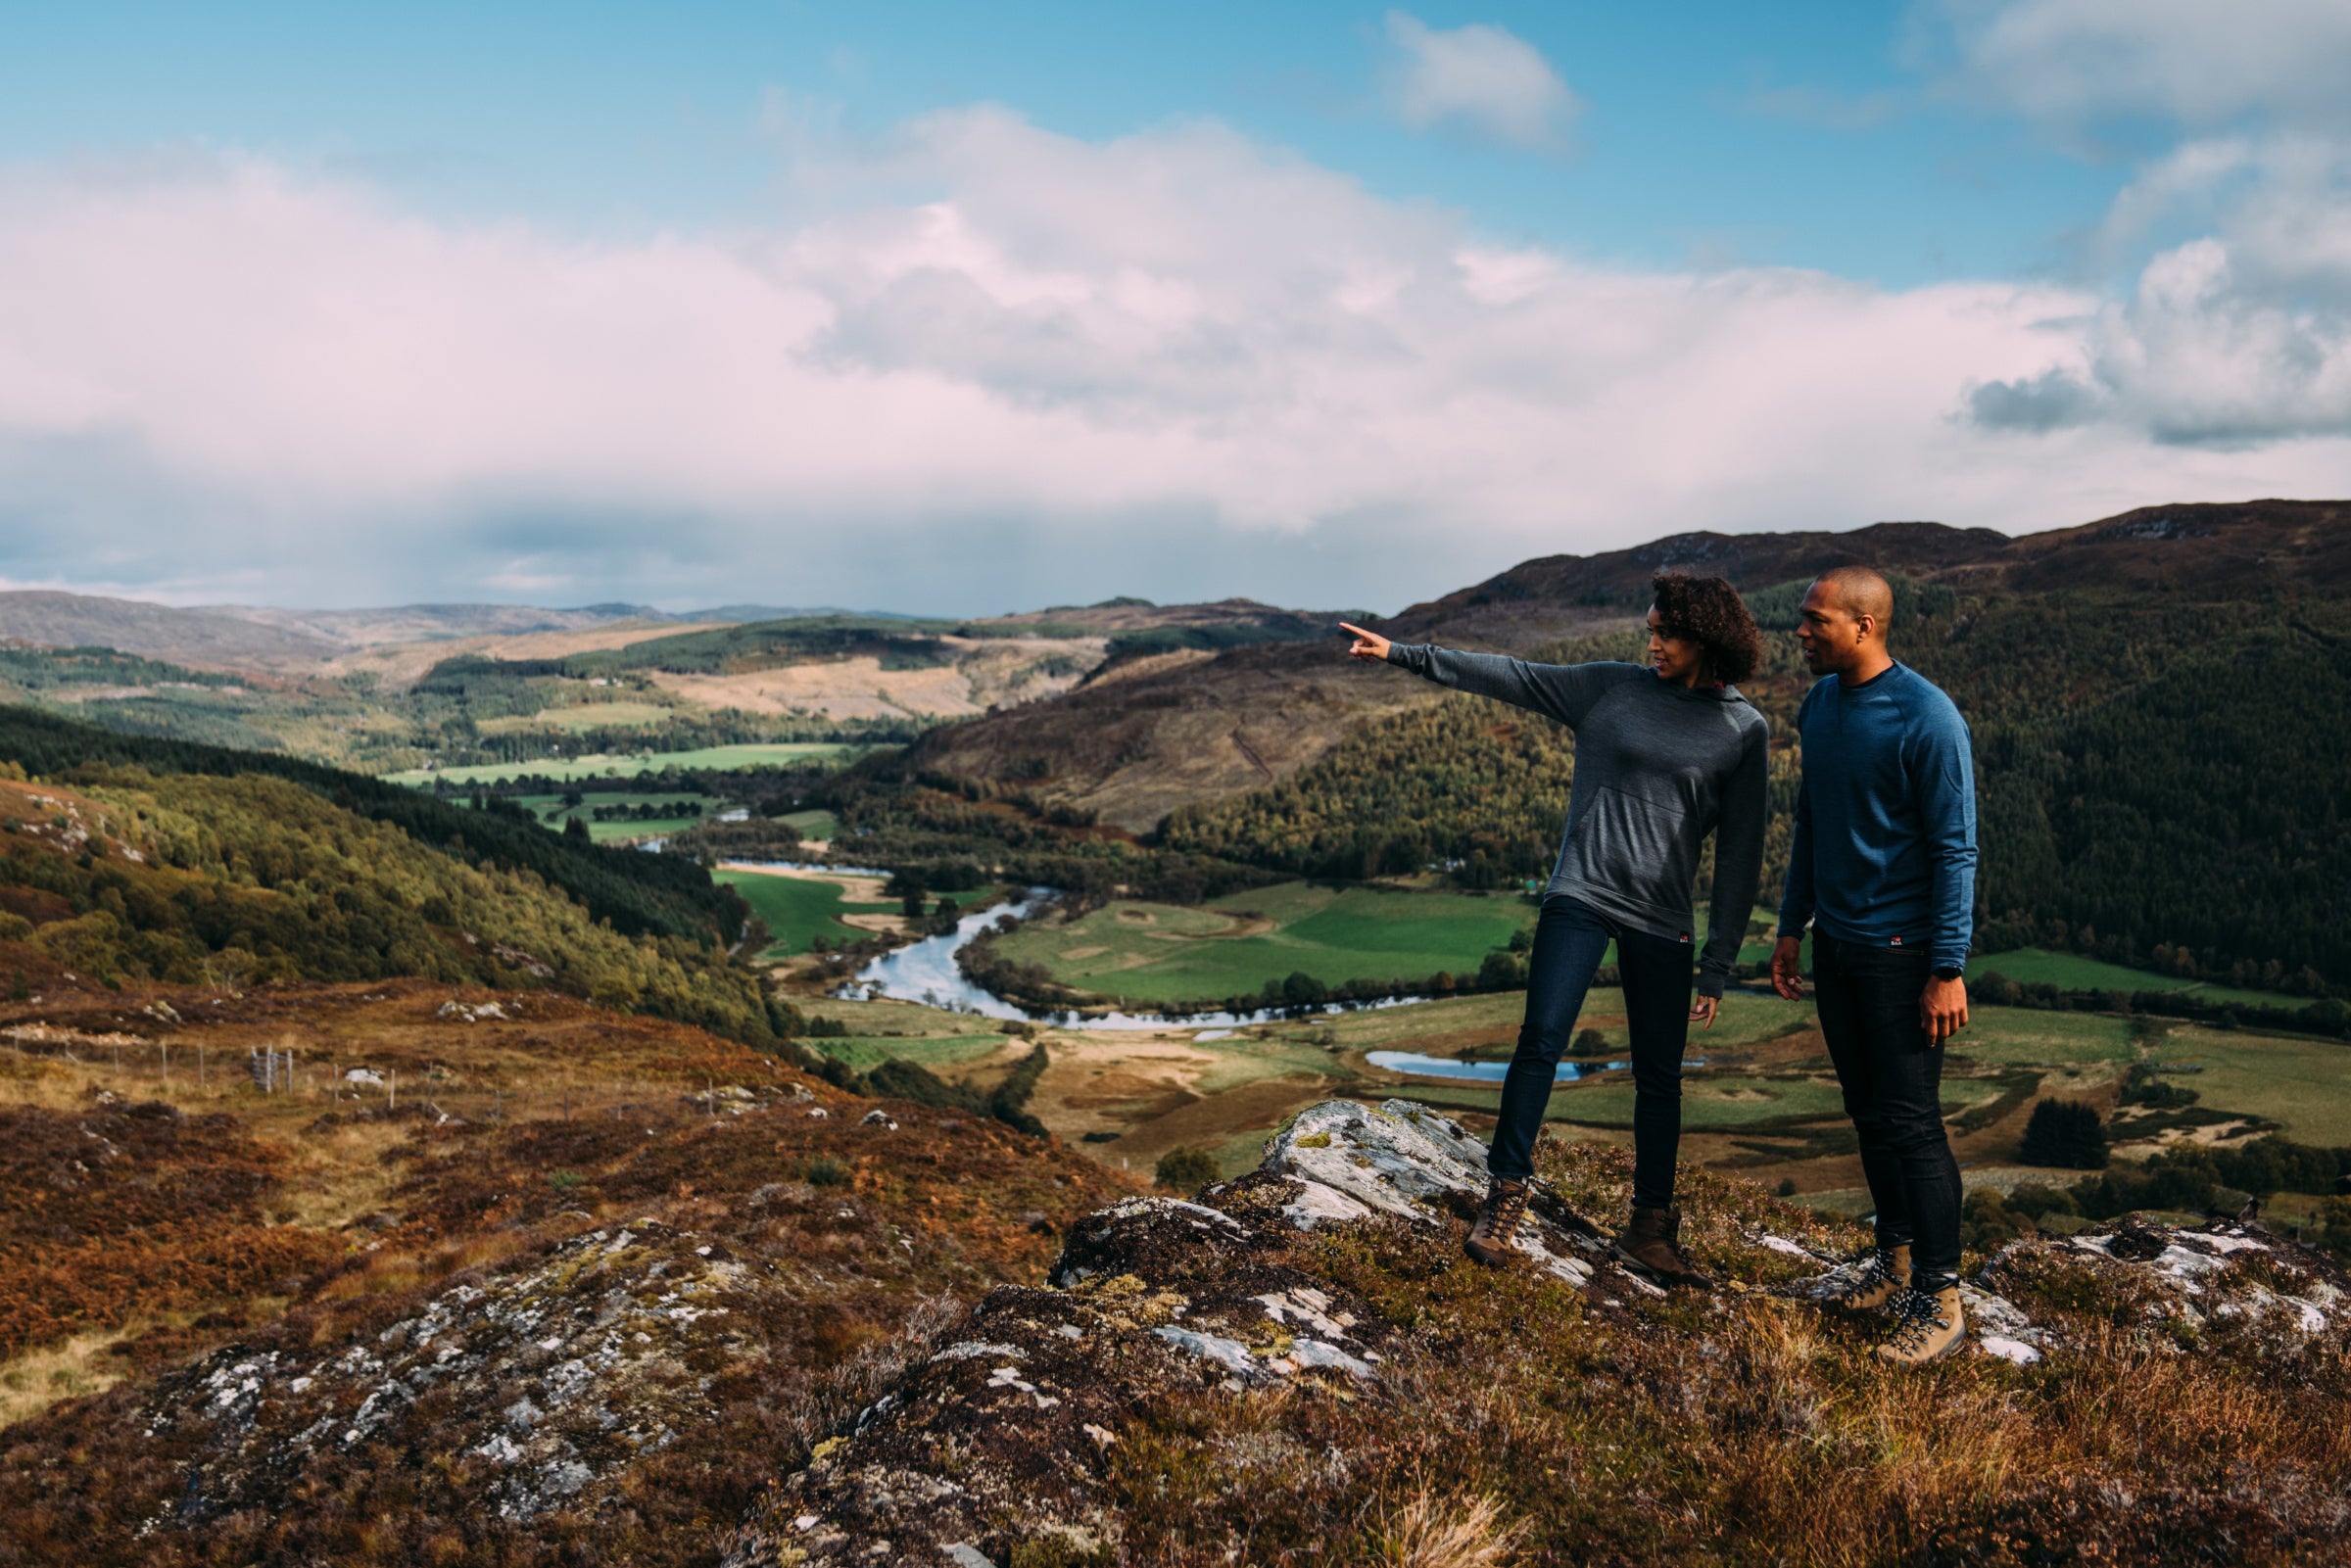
[0,978,1137,1567]
[1370,1482,1527,1568]
[1094,1139,2351,1566]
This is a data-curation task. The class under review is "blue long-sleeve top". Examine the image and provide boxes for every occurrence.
[1777,663,1977,970]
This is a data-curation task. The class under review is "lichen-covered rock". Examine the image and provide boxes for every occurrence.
[723,1186,1394,1567]
[725,1100,1747,1563]
[141,1221,751,1526]
[1979,1215,2347,1356]
[1771,1212,2347,1363]
[1264,1098,1642,1295]
[722,1100,2351,1563]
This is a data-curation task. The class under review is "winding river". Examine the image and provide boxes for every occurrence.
[837,889,1435,1033]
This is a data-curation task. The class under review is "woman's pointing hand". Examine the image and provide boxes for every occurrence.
[1340,622,1391,662]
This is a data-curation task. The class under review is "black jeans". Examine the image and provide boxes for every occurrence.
[1488,895,1694,1209]
[1813,932,1962,1286]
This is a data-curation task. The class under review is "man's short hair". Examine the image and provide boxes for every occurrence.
[1813,565,1894,626]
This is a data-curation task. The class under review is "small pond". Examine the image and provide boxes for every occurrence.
[1366,1051,1707,1082]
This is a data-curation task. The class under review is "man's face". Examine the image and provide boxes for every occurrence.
[1796,584,1863,675]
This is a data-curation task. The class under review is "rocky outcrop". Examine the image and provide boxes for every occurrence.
[724,1099,2351,1567]
[722,1181,1397,1567]
[146,1219,760,1527]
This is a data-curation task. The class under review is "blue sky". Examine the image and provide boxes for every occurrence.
[2,2,2348,612]
[3,2,2113,282]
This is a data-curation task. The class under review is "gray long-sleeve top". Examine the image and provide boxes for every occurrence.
[1386,646,1771,996]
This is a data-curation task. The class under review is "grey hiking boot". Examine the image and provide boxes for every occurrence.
[1877,1283,1966,1366]
[1816,1244,1912,1314]
[1611,1205,1713,1289]
[1465,1177,1532,1266]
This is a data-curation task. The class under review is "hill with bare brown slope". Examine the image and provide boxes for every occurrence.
[903,500,2351,836]
[230,601,676,649]
[980,595,1340,634]
[0,593,341,674]
[907,641,1439,834]
[0,979,1131,1566]
[1382,518,2013,644]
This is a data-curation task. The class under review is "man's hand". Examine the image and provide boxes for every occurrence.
[1340,622,1391,662]
[1770,935,1805,1000]
[1920,974,1969,1045]
[1689,995,1719,1031]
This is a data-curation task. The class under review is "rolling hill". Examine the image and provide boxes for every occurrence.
[0,705,792,1045]
[902,499,2351,987]
[909,502,2351,834]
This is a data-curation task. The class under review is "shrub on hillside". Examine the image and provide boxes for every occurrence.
[2019,1099,2110,1169]
[1155,1146,1221,1195]
[1478,950,1528,990]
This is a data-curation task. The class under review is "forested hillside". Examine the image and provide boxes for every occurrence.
[1907,594,2351,990]
[0,707,790,1044]
[1158,508,2351,991]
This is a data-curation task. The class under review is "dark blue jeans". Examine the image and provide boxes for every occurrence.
[1488,895,1694,1209]
[1813,932,1962,1286]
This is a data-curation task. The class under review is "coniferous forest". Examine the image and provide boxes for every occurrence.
[1165,588,2351,991]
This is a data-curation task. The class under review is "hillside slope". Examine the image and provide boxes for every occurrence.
[0,592,340,672]
[910,500,2351,985]
[0,983,1128,1565]
[731,1098,2351,1565]
[910,501,2351,836]
[0,707,789,1043]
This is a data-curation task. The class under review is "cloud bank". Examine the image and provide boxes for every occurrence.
[0,88,2345,610]
[1947,0,2351,447]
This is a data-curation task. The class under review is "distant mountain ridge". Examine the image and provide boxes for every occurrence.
[904,499,2351,834]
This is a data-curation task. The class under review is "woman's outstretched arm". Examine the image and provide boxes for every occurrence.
[1341,622,1637,731]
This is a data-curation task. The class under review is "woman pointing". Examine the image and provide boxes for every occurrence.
[1344,574,1769,1287]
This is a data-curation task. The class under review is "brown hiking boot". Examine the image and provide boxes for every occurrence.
[1611,1206,1714,1289]
[1876,1284,1965,1367]
[1465,1177,1532,1266]
[1817,1244,1912,1313]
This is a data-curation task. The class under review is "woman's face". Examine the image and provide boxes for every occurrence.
[1646,605,1706,686]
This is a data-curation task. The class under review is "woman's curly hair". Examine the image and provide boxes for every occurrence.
[1651,572,1763,686]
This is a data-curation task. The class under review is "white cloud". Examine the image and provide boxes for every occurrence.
[1382,12,1579,151]
[1,110,2345,612]
[1939,0,2351,133]
[1939,2,2351,447]
[1972,138,2351,444]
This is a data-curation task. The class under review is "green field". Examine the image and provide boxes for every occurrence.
[1968,947,2285,1008]
[2152,1027,2351,1145]
[386,742,868,786]
[792,997,1025,1073]
[993,881,1537,1006]
[509,790,734,844]
[1948,1010,2135,1069]
[805,1031,1016,1072]
[714,869,899,958]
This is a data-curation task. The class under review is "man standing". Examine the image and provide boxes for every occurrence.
[1771,566,1977,1366]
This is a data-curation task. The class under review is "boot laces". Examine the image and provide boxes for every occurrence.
[1483,1181,1529,1232]
[1884,1287,1950,1354]
[1828,1249,1895,1302]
